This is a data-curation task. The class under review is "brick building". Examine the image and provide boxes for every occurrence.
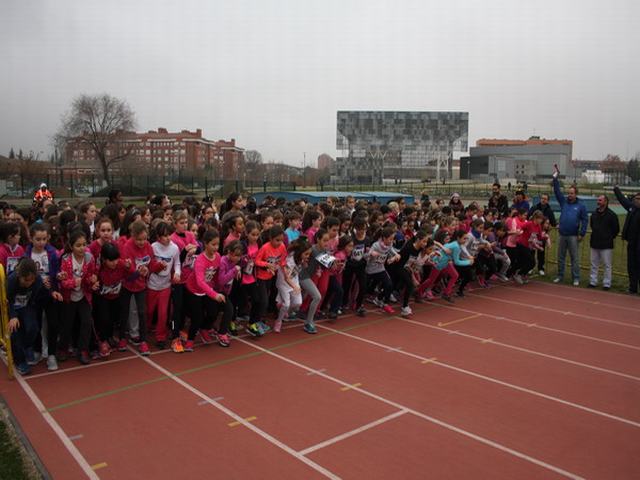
[65,128,244,178]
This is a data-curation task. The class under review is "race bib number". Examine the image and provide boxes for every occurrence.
[351,244,365,262]
[183,253,195,269]
[100,282,122,296]
[6,256,19,274]
[243,259,254,275]
[316,253,336,269]
[14,293,30,308]
[135,255,151,269]
[204,266,217,283]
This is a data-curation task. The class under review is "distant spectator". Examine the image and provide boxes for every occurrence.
[588,195,619,290]
[488,183,509,217]
[449,193,464,215]
[613,186,640,294]
[511,190,530,212]
[529,193,557,227]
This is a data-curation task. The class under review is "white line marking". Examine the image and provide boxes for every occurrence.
[68,434,84,441]
[385,346,403,353]
[126,347,339,479]
[13,372,99,479]
[298,409,408,455]
[235,337,584,480]
[501,285,640,313]
[307,368,327,376]
[401,317,640,382]
[432,302,640,351]
[468,293,640,329]
[316,324,640,429]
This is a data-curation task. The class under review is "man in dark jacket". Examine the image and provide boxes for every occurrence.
[488,183,509,218]
[589,195,619,289]
[613,186,640,294]
[529,194,557,227]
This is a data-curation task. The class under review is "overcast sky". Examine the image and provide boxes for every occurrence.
[1,0,639,166]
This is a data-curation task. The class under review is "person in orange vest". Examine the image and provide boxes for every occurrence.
[33,183,53,203]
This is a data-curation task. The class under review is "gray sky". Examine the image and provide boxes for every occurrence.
[1,0,639,166]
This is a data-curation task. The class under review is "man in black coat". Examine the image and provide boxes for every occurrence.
[488,183,509,218]
[529,193,557,226]
[588,195,619,289]
[614,186,640,294]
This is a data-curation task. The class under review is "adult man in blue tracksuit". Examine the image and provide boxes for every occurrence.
[552,167,588,286]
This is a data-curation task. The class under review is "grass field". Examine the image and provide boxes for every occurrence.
[0,405,35,480]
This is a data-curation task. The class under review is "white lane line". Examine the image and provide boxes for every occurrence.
[13,371,99,479]
[531,280,640,302]
[126,347,339,479]
[68,434,84,441]
[235,337,584,480]
[500,285,640,314]
[467,293,640,329]
[307,368,327,376]
[401,316,640,382]
[316,324,640,429]
[298,409,408,456]
[429,302,640,351]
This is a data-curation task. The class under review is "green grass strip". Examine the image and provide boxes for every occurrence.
[46,317,387,413]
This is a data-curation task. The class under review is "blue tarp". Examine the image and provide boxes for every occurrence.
[249,191,415,205]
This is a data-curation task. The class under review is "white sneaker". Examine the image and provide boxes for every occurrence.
[389,293,398,303]
[573,280,580,287]
[373,298,385,308]
[47,355,59,371]
[513,274,524,285]
[553,277,562,284]
[401,306,413,317]
[496,273,509,282]
[538,270,545,276]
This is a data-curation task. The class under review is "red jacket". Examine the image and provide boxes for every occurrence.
[121,238,164,292]
[98,259,135,299]
[58,251,97,304]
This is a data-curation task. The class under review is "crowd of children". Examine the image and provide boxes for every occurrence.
[1,188,551,375]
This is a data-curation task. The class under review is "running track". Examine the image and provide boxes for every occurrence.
[1,281,639,479]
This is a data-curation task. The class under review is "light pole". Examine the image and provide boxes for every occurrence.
[303,152,306,187]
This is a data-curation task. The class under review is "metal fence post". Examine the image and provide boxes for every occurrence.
[20,174,24,199]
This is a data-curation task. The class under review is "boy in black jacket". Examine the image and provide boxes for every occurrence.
[589,195,620,289]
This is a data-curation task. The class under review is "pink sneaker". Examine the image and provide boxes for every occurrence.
[273,319,282,333]
[424,290,435,301]
[183,340,194,352]
[139,341,150,356]
[199,329,214,344]
[99,341,111,358]
[217,334,231,347]
[117,338,127,352]
[382,305,395,314]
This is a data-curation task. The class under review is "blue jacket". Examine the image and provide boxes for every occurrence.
[24,243,60,292]
[553,177,588,237]
[432,241,472,271]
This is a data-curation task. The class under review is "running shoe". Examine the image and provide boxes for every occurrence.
[400,306,413,317]
[328,311,338,321]
[513,274,524,285]
[456,290,465,298]
[496,274,509,283]
[273,319,282,333]
[442,294,455,303]
[179,330,188,342]
[303,323,317,334]
[217,333,231,347]
[139,342,150,356]
[99,341,111,358]
[46,355,58,371]
[573,280,580,287]
[129,336,141,345]
[372,297,385,308]
[171,338,184,353]
[199,329,214,345]
[156,340,167,350]
[257,321,271,333]
[553,277,562,284]
[538,270,545,276]
[245,323,262,337]
[356,307,366,317]
[389,293,398,303]
[78,350,90,365]
[16,363,31,376]
[424,290,435,301]
[228,321,239,336]
[117,338,128,352]
[183,340,194,352]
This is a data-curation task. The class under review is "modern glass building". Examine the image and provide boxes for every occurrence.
[333,111,468,184]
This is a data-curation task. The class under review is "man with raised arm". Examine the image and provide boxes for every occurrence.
[613,185,640,294]
[552,165,588,286]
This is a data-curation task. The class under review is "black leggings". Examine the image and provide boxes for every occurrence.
[60,298,92,352]
[171,284,185,338]
[476,255,497,279]
[368,271,393,302]
[93,295,121,341]
[342,264,366,309]
[455,265,474,293]
[398,268,415,308]
[238,282,261,322]
[185,291,233,339]
[515,245,535,275]
[255,279,272,321]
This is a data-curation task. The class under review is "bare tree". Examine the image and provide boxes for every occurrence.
[244,149,263,169]
[54,94,137,186]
